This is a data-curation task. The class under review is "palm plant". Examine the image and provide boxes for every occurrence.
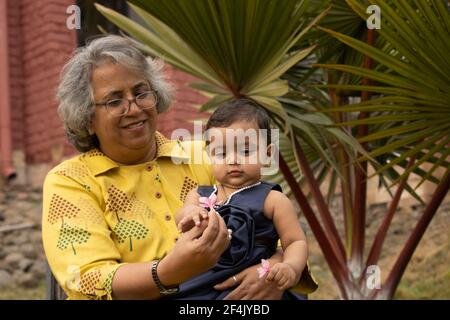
[96,0,450,299]
[314,0,450,299]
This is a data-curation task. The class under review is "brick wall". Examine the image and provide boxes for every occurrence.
[157,65,210,139]
[7,0,25,152]
[5,1,210,187]
[19,0,77,163]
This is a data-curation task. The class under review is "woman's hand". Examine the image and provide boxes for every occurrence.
[158,209,230,286]
[177,204,209,233]
[213,263,284,300]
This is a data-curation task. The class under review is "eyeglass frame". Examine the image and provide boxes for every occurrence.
[94,90,158,117]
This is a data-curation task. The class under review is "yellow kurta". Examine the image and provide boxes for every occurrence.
[42,132,317,299]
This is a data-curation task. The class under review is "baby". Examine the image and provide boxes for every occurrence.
[175,99,308,299]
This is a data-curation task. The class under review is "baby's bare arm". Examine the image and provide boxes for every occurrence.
[264,190,308,289]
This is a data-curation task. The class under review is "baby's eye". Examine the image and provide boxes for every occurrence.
[240,149,250,156]
[215,152,226,159]
[239,148,254,156]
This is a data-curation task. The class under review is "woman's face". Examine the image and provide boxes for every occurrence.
[90,63,157,162]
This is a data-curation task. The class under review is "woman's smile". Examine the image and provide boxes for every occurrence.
[121,119,147,131]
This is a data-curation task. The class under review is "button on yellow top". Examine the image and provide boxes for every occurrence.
[42,132,214,300]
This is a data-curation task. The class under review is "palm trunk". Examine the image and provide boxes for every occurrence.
[361,156,416,293]
[351,28,375,280]
[329,83,353,254]
[278,155,354,298]
[365,156,416,269]
[292,136,347,263]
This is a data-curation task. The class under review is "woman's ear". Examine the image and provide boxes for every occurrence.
[88,123,95,136]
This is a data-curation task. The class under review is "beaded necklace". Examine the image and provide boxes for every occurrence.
[214,181,262,207]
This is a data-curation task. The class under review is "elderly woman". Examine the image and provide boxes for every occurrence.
[42,35,300,300]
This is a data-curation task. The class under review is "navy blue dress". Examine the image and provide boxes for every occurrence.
[170,181,305,300]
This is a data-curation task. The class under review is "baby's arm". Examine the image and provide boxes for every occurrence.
[263,190,308,290]
[176,188,209,233]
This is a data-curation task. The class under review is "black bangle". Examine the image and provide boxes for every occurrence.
[151,259,179,296]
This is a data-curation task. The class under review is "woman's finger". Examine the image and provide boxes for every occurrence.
[210,211,229,252]
[184,218,208,239]
[222,270,250,300]
[214,274,240,291]
[178,216,191,229]
[223,286,245,300]
[197,208,220,244]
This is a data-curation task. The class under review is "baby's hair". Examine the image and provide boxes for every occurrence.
[205,99,272,144]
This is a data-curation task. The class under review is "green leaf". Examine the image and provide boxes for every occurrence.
[199,94,232,112]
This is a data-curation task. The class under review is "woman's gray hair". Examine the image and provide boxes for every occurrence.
[57,35,172,152]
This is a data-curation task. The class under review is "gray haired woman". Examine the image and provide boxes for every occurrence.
[42,35,287,299]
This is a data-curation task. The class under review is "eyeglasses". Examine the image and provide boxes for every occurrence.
[94,91,158,117]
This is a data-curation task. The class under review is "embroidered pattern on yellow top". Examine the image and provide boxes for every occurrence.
[42,132,214,299]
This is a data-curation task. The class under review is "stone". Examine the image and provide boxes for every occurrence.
[18,258,33,272]
[0,192,6,203]
[4,252,25,269]
[16,192,29,201]
[15,271,39,288]
[0,270,14,288]
[3,213,22,225]
[25,208,42,222]
[20,243,38,259]
[2,245,20,256]
[29,260,47,279]
[29,231,42,244]
[30,193,42,202]
[13,232,28,245]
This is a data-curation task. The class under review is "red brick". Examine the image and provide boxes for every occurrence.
[5,0,217,167]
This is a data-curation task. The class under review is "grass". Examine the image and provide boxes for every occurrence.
[0,280,46,300]
[394,239,450,299]
[308,200,450,300]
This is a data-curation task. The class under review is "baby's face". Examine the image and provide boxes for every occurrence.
[206,121,271,188]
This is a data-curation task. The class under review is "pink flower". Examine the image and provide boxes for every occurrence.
[199,193,217,210]
[257,259,271,279]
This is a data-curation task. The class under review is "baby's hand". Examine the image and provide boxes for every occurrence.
[177,207,209,233]
[265,262,297,291]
